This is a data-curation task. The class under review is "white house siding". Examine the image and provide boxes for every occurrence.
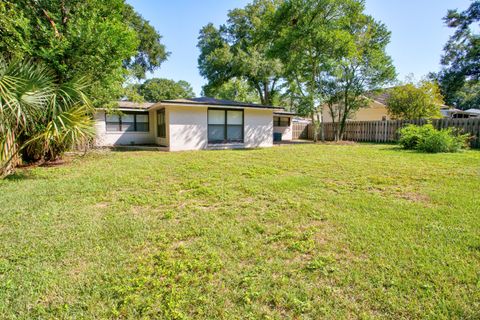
[244,109,274,148]
[94,110,156,146]
[274,126,293,140]
[95,106,275,151]
[168,106,209,151]
[273,116,293,141]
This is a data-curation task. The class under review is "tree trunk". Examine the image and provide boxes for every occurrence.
[310,112,318,142]
[316,111,324,142]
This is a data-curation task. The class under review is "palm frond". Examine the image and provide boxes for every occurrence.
[27,104,95,159]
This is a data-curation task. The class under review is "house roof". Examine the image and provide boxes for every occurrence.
[366,90,391,106]
[274,110,296,116]
[464,108,480,115]
[110,97,284,112]
[160,97,281,110]
[117,101,154,110]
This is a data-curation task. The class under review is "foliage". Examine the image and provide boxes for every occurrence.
[387,81,444,120]
[0,0,167,105]
[0,59,94,176]
[1,145,479,318]
[436,1,479,110]
[121,4,169,79]
[202,78,260,103]
[325,15,396,140]
[398,124,469,153]
[418,128,469,153]
[137,78,195,102]
[398,124,436,150]
[270,0,369,141]
[198,0,284,105]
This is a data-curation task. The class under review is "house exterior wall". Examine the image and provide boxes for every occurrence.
[168,106,208,152]
[322,101,390,122]
[244,109,274,148]
[273,116,293,141]
[94,106,275,151]
[94,110,155,146]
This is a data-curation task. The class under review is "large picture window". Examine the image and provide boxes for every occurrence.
[273,116,290,127]
[105,111,149,132]
[157,109,166,138]
[208,109,244,143]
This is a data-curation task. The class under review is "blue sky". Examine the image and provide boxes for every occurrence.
[127,0,473,96]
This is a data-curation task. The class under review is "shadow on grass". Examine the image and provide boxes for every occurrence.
[3,171,35,181]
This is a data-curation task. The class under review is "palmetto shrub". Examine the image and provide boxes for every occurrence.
[0,58,94,176]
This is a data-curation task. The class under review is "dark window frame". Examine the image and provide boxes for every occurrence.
[207,108,244,144]
[273,116,291,127]
[157,109,166,138]
[105,111,149,132]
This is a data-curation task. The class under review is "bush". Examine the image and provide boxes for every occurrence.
[398,124,470,153]
[398,124,436,149]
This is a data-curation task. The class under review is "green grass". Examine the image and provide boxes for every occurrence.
[0,144,479,319]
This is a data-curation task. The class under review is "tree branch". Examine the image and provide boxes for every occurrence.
[41,8,60,37]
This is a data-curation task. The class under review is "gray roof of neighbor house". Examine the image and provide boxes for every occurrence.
[161,97,282,110]
[465,108,480,115]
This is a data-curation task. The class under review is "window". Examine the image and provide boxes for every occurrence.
[208,109,244,143]
[273,116,290,127]
[157,109,166,138]
[105,111,149,132]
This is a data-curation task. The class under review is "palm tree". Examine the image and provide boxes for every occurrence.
[0,59,95,176]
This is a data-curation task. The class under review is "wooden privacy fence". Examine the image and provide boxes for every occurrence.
[292,122,309,139]
[306,118,480,148]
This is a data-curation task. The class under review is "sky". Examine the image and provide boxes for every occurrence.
[126,0,473,96]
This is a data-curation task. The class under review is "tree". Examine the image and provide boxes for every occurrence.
[122,4,169,79]
[138,78,195,102]
[386,81,444,120]
[0,59,94,176]
[0,0,167,105]
[325,15,396,140]
[202,78,260,103]
[198,0,284,105]
[437,1,479,109]
[270,0,365,141]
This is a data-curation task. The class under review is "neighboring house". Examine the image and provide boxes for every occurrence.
[441,108,480,119]
[322,91,391,122]
[94,97,294,151]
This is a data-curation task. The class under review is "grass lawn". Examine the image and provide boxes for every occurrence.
[0,144,479,319]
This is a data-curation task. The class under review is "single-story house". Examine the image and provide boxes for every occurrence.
[321,90,392,122]
[94,97,294,151]
[322,87,459,122]
[440,108,480,119]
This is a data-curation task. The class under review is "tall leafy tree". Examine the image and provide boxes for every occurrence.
[271,0,364,141]
[386,81,444,120]
[325,15,396,140]
[198,0,284,105]
[138,78,195,102]
[437,1,479,109]
[0,0,167,105]
[202,78,260,103]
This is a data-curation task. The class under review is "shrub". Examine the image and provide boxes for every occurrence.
[399,124,470,153]
[398,124,436,150]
